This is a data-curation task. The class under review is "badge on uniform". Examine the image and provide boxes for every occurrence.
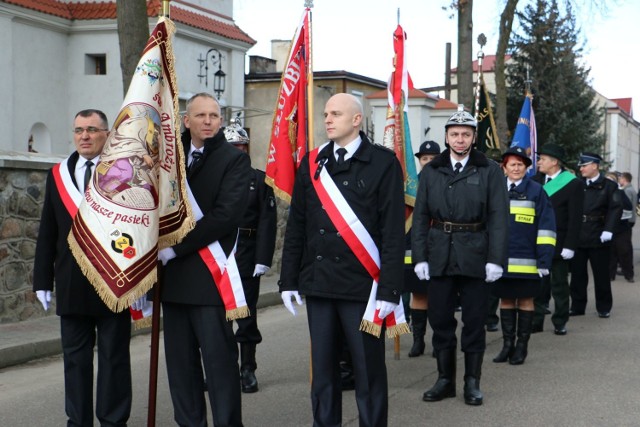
[268,196,276,209]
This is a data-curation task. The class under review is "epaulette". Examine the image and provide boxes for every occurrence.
[371,142,396,155]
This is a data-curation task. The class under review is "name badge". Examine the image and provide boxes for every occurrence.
[515,214,534,224]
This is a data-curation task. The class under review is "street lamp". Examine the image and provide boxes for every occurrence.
[197,48,227,99]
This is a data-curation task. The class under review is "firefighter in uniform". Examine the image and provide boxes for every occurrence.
[412,106,509,406]
[225,119,277,393]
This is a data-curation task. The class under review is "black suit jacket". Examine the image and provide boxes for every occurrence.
[33,152,115,316]
[161,130,251,305]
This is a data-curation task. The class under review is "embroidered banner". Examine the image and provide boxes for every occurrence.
[69,17,194,312]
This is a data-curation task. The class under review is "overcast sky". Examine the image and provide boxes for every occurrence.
[234,0,638,119]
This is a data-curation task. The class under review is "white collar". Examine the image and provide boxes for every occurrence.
[333,136,361,162]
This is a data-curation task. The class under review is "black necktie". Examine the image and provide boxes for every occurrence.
[509,183,516,191]
[454,162,462,175]
[189,151,202,173]
[84,160,93,191]
[336,148,347,165]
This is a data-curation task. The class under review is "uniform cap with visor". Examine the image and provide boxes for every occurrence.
[445,104,477,130]
[415,140,441,158]
[223,117,249,145]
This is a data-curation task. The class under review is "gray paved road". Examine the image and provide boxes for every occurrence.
[1,277,640,426]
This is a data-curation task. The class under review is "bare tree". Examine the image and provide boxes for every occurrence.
[117,0,151,96]
[494,0,519,149]
[457,0,474,108]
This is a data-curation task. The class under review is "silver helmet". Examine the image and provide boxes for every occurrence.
[223,117,249,145]
[445,104,477,130]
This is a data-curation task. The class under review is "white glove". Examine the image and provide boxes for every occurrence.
[131,296,148,311]
[414,262,430,281]
[537,268,550,277]
[600,231,613,243]
[36,290,51,311]
[253,264,270,277]
[376,300,398,320]
[281,290,303,316]
[560,248,575,260]
[158,247,176,266]
[485,263,503,283]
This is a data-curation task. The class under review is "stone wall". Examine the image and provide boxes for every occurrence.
[0,153,62,323]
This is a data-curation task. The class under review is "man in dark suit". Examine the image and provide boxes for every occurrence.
[570,152,622,318]
[34,109,133,426]
[224,119,277,393]
[158,93,251,427]
[532,143,584,335]
[280,93,405,426]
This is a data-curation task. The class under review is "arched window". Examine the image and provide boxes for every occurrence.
[28,122,51,153]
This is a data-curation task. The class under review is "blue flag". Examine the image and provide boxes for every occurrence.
[510,94,537,175]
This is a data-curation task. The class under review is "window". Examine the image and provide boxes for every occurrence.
[85,54,106,75]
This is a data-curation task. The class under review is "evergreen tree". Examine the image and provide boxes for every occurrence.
[506,0,604,170]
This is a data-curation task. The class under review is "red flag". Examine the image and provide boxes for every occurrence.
[265,9,310,203]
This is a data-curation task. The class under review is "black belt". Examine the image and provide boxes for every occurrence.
[238,228,257,237]
[432,220,485,233]
[582,215,604,222]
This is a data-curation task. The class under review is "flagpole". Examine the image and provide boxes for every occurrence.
[474,34,486,122]
[305,1,314,150]
[146,3,171,424]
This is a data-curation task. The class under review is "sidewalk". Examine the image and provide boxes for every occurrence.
[0,276,281,370]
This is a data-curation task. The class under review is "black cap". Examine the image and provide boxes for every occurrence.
[577,152,603,166]
[538,143,566,163]
[502,146,532,167]
[415,140,441,158]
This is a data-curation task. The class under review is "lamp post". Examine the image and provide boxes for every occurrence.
[197,48,227,99]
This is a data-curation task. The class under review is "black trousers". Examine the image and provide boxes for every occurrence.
[60,312,132,427]
[570,246,613,313]
[534,258,571,328]
[235,275,262,345]
[163,303,242,427]
[610,226,634,280]
[306,296,388,427]
[427,276,489,353]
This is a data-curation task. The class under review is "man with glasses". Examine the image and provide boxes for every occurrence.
[570,152,622,318]
[34,109,134,426]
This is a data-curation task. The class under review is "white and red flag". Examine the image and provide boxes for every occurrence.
[69,17,194,314]
[265,8,311,202]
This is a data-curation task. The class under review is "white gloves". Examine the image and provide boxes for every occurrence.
[253,264,270,277]
[158,247,177,266]
[560,248,575,260]
[131,296,148,311]
[485,263,503,283]
[600,231,613,243]
[36,290,51,311]
[414,262,430,281]
[376,300,398,320]
[537,268,550,277]
[281,290,303,316]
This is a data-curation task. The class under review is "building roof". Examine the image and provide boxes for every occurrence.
[611,98,633,116]
[451,54,512,73]
[3,0,256,45]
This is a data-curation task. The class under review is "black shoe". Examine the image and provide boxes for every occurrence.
[486,323,499,332]
[554,326,567,335]
[531,323,543,334]
[626,277,635,283]
[598,311,611,318]
[240,368,259,393]
[569,309,585,316]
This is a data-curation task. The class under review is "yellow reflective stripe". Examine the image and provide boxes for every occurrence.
[508,265,539,274]
[510,206,535,216]
[537,236,556,246]
[404,256,412,264]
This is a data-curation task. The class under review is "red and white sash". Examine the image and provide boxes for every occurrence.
[308,144,409,338]
[186,185,248,320]
[53,158,151,328]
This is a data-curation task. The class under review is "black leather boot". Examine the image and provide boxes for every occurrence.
[463,352,484,406]
[510,309,533,365]
[493,308,516,363]
[408,309,427,357]
[422,348,456,401]
[240,343,259,393]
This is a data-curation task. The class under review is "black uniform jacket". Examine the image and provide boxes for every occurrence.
[235,168,277,278]
[161,130,251,305]
[280,132,405,303]
[33,152,115,316]
[578,173,623,248]
[411,149,509,278]
[532,170,584,257]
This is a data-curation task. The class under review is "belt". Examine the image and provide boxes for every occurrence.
[582,215,604,222]
[432,220,485,233]
[238,227,257,237]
